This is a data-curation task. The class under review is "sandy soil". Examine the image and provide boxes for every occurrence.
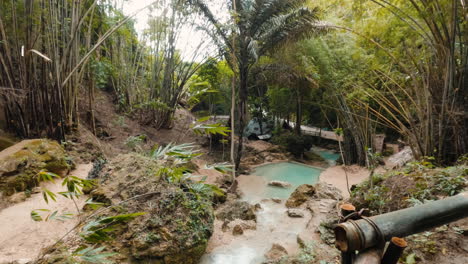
[0,164,92,263]
[319,165,370,198]
[192,159,225,185]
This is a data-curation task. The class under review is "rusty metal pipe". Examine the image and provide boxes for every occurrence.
[335,192,468,252]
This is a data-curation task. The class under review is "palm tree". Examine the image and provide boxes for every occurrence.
[189,0,321,170]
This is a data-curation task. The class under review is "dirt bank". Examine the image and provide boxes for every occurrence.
[0,164,91,263]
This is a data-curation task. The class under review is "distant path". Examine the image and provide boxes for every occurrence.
[209,116,342,142]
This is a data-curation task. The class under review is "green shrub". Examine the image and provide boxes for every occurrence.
[272,133,316,157]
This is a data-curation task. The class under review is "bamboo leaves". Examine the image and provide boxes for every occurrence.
[80,212,146,243]
[72,246,116,264]
[31,209,74,222]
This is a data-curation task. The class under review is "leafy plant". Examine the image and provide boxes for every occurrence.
[32,171,97,221]
[272,133,315,157]
[204,162,233,173]
[31,209,73,222]
[150,143,201,161]
[124,134,147,151]
[81,212,146,243]
[72,246,116,263]
[192,116,231,137]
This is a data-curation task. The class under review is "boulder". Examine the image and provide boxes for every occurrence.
[297,234,306,249]
[0,139,73,196]
[222,219,257,233]
[271,198,282,203]
[254,203,262,211]
[387,146,414,168]
[285,184,316,208]
[8,192,27,203]
[45,153,214,264]
[216,200,257,221]
[232,225,244,236]
[268,180,291,188]
[287,209,305,218]
[264,243,288,260]
[313,182,343,201]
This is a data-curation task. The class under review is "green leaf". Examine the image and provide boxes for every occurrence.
[85,198,105,210]
[31,210,45,221]
[42,189,57,204]
[205,162,233,173]
[192,123,230,136]
[81,212,146,243]
[73,246,116,263]
[196,116,211,123]
[37,171,59,183]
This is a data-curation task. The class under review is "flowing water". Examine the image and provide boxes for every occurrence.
[200,161,330,264]
[313,147,340,166]
[241,162,322,202]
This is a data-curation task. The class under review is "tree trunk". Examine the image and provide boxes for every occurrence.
[295,91,302,135]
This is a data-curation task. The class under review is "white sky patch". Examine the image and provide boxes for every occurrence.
[122,0,227,62]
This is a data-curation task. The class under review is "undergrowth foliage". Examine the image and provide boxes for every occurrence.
[32,170,131,263]
[350,158,467,214]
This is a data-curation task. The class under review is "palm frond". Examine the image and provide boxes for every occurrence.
[150,143,201,160]
[249,0,310,36]
[257,7,321,55]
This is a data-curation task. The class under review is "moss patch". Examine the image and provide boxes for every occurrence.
[0,139,73,195]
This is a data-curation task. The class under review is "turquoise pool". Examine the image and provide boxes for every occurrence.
[252,162,321,199]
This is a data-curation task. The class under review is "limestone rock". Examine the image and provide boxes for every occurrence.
[8,192,27,203]
[0,139,73,196]
[222,219,257,233]
[45,153,214,264]
[387,146,414,168]
[313,182,343,200]
[268,180,291,188]
[254,203,262,211]
[264,243,288,260]
[222,221,230,232]
[287,209,305,218]
[297,234,306,249]
[232,225,244,236]
[271,198,282,203]
[285,184,316,208]
[216,200,257,221]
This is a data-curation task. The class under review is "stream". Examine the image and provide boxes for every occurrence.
[200,151,339,264]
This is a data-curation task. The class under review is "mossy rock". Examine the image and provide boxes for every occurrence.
[54,153,215,264]
[286,184,316,208]
[0,139,73,195]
